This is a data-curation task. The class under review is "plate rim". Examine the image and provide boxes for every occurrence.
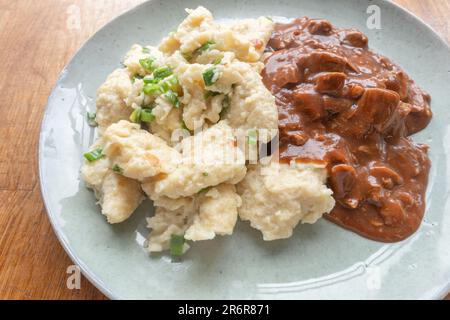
[38,0,450,300]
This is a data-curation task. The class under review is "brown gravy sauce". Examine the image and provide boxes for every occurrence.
[262,18,432,242]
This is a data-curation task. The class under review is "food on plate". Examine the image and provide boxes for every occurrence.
[147,183,241,252]
[81,7,432,256]
[262,17,432,241]
[81,7,335,255]
[96,69,134,132]
[237,161,335,240]
[141,121,247,200]
[81,155,144,224]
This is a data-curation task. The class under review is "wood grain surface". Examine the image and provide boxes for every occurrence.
[0,0,448,300]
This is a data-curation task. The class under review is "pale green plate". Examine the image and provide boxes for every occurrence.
[39,0,450,299]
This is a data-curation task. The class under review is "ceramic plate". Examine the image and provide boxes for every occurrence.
[39,0,450,299]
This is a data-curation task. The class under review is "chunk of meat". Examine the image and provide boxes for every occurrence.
[299,51,349,76]
[307,19,333,35]
[342,88,400,137]
[314,72,347,94]
[329,164,360,209]
[369,166,403,189]
[358,88,400,128]
[291,87,326,120]
[341,30,368,48]
[380,199,406,226]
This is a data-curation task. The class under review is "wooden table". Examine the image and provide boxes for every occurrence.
[0,0,448,300]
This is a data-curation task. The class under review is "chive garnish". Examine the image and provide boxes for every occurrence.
[164,90,180,108]
[248,129,258,146]
[180,121,193,135]
[132,74,144,83]
[195,41,215,55]
[183,41,216,62]
[84,148,104,162]
[182,52,193,61]
[130,107,155,123]
[204,90,221,100]
[153,66,173,80]
[203,67,219,86]
[143,83,161,95]
[87,112,97,127]
[143,76,159,84]
[129,108,142,123]
[198,187,211,194]
[170,234,185,257]
[143,74,178,96]
[139,58,154,72]
[140,108,155,123]
[181,121,189,131]
[112,164,123,174]
[142,47,150,54]
[159,76,179,93]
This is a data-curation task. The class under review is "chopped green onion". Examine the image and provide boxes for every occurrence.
[130,107,155,123]
[143,74,179,95]
[170,234,185,257]
[195,41,215,54]
[203,67,219,87]
[198,187,211,194]
[182,52,193,61]
[164,90,180,108]
[219,95,230,119]
[168,75,179,86]
[183,41,216,62]
[180,121,193,135]
[248,129,258,146]
[202,172,209,177]
[181,121,189,131]
[139,58,154,72]
[159,76,179,93]
[142,47,150,54]
[213,57,222,65]
[204,90,221,100]
[84,148,104,162]
[140,108,155,122]
[132,74,144,83]
[112,164,123,174]
[87,112,97,127]
[153,66,173,80]
[266,16,274,22]
[143,83,161,95]
[143,76,159,84]
[129,108,142,123]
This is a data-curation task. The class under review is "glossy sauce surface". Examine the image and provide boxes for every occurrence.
[262,18,432,242]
